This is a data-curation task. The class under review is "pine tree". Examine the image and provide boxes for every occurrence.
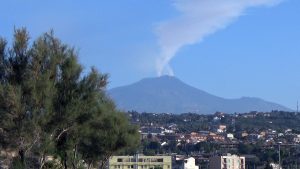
[0,28,139,169]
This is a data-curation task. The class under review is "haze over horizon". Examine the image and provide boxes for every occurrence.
[1,0,300,109]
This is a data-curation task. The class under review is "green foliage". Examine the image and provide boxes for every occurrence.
[142,141,161,155]
[194,142,220,153]
[264,162,273,169]
[235,111,300,131]
[238,143,254,154]
[0,28,139,169]
[154,166,163,169]
[130,112,212,132]
[78,111,140,168]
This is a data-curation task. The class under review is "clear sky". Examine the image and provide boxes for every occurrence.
[1,0,299,109]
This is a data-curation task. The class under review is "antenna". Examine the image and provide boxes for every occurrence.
[297,100,299,114]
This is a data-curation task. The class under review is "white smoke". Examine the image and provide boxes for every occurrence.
[156,0,283,76]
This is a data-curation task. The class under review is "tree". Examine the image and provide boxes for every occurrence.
[154,166,163,169]
[78,111,139,169]
[238,143,254,154]
[0,28,139,169]
[264,162,273,169]
[0,28,49,168]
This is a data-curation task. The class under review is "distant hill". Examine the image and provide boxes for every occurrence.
[108,76,292,114]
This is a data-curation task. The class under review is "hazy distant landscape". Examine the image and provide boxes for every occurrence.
[109,76,292,114]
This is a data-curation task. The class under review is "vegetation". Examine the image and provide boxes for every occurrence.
[129,111,300,133]
[0,28,139,169]
[235,111,300,132]
[129,111,212,132]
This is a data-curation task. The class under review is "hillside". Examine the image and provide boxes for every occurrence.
[108,76,292,114]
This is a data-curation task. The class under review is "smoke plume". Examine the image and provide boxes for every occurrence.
[156,0,282,76]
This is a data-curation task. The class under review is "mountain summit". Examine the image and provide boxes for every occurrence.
[108,76,291,114]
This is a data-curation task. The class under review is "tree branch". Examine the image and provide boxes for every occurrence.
[25,131,40,154]
[56,127,71,141]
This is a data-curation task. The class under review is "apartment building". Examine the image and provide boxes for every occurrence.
[109,155,171,169]
[209,154,245,169]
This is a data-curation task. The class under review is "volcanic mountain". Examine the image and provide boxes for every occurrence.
[108,76,291,114]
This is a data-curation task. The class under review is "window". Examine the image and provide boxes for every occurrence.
[150,159,157,162]
[157,158,163,162]
[117,158,123,162]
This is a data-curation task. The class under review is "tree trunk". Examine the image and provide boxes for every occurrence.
[19,149,25,167]
[87,162,92,169]
[99,157,109,169]
[39,154,45,169]
[72,145,77,169]
[63,152,68,169]
[99,154,113,169]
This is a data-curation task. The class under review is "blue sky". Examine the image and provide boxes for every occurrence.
[1,0,300,109]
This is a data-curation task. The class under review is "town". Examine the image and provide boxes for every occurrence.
[109,111,300,169]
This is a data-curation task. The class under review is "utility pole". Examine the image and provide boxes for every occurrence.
[278,143,281,169]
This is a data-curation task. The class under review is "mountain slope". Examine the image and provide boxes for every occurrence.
[108,76,292,114]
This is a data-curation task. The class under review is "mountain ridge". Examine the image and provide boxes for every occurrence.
[108,76,292,114]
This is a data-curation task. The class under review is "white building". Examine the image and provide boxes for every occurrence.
[209,154,245,169]
[183,157,199,169]
[270,163,282,169]
[227,133,234,140]
[294,135,300,143]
